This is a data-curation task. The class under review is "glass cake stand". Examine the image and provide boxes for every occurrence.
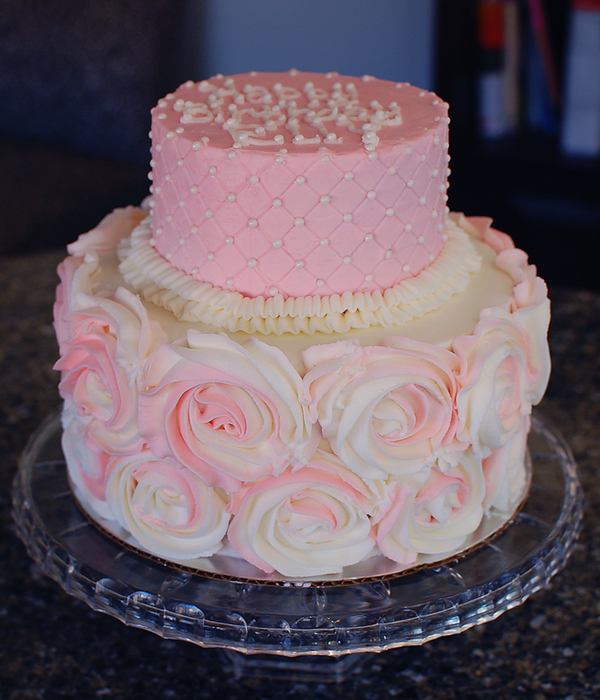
[12,412,583,683]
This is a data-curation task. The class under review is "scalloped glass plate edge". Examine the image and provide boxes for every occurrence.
[12,411,584,658]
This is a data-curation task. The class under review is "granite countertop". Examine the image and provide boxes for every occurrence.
[1,250,599,700]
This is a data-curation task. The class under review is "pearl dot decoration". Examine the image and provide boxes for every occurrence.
[148,70,451,298]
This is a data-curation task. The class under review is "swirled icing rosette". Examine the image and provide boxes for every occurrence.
[105,450,230,559]
[375,451,486,564]
[61,404,113,521]
[138,331,319,491]
[227,449,378,577]
[54,286,167,456]
[301,337,465,479]
[453,307,545,455]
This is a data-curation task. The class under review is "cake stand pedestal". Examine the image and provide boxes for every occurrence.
[12,412,583,683]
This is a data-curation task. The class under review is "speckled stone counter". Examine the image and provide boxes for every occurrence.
[1,250,599,700]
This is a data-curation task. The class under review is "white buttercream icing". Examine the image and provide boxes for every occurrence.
[118,216,481,335]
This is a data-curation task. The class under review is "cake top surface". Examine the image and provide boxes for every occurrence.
[153,70,448,155]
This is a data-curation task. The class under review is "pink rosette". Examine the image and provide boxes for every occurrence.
[495,248,551,405]
[376,452,485,565]
[227,449,377,577]
[138,331,318,492]
[302,337,463,479]
[55,287,166,455]
[61,406,112,520]
[67,206,146,256]
[105,450,229,559]
[54,254,86,349]
[482,415,530,512]
[454,308,540,454]
[450,212,515,254]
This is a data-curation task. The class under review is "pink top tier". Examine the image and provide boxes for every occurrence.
[149,71,450,299]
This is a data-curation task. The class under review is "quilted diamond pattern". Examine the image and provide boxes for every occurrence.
[149,86,450,299]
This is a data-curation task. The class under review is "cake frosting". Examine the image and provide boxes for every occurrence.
[149,71,449,299]
[53,71,551,580]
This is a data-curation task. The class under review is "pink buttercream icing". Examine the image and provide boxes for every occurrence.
[149,71,450,299]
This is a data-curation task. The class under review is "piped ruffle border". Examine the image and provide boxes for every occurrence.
[118,217,481,335]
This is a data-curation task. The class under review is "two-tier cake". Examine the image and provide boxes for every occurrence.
[53,71,550,579]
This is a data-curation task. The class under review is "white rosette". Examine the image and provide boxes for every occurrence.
[227,449,377,577]
[376,451,486,564]
[302,337,463,479]
[105,450,230,560]
[454,307,541,455]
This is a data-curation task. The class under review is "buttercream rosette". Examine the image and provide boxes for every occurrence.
[301,337,465,479]
[375,451,486,564]
[105,449,230,559]
[227,449,378,577]
[138,331,319,492]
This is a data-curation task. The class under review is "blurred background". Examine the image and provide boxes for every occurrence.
[1,0,598,290]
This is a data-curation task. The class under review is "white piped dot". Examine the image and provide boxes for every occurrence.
[367,190,376,200]
[418,235,425,244]
[249,175,259,185]
[320,239,329,247]
[155,144,162,152]
[275,156,285,164]
[247,258,257,267]
[192,141,201,150]
[209,166,217,175]
[166,131,174,140]
[158,113,167,120]
[419,196,427,205]
[320,154,330,162]
[272,198,282,207]
[177,159,184,167]
[407,179,414,188]
[343,256,352,265]
[225,236,233,245]
[405,223,412,232]
[385,208,394,217]
[431,210,438,219]
[420,154,427,162]
[429,253,435,262]
[165,174,171,182]
[389,166,397,175]
[179,237,185,245]
[226,278,233,285]
[191,267,198,275]
[269,287,278,296]
[432,168,439,177]
[248,218,258,228]
[344,172,354,181]
[227,193,236,202]
[320,195,330,204]
[156,226,163,236]
[385,250,392,259]
[343,213,352,223]
[189,185,198,195]
[205,209,213,218]
[295,176,305,185]
[178,200,185,208]
[227,151,236,160]
[207,252,214,260]
[166,215,172,222]
[365,233,374,242]
[272,239,282,248]
[368,152,378,160]
[295,260,305,268]
[403,264,410,272]
[365,274,373,282]
[294,217,304,227]
[149,238,156,247]
[316,279,325,287]
[165,252,172,260]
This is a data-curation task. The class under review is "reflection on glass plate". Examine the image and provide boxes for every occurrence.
[12,412,583,663]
